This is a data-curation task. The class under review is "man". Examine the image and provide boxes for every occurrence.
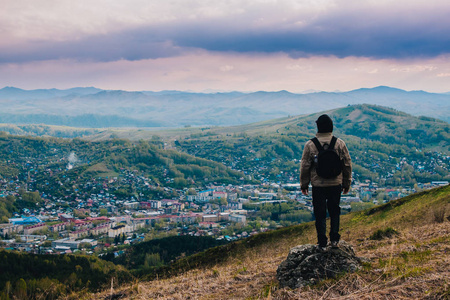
[300,114,352,250]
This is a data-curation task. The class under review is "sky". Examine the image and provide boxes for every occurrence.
[1,0,450,93]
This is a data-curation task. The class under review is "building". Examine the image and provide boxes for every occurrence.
[227,202,243,210]
[89,223,111,236]
[58,214,75,222]
[23,223,47,235]
[228,193,238,201]
[258,192,277,201]
[69,228,89,239]
[0,224,23,237]
[49,222,70,233]
[341,197,361,203]
[229,214,246,224]
[431,181,449,186]
[199,222,219,229]
[8,216,43,226]
[213,191,227,199]
[123,201,139,209]
[52,238,97,250]
[140,200,162,209]
[196,190,213,202]
[202,214,219,222]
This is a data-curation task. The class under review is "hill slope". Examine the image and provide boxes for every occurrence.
[92,185,450,299]
[167,104,449,186]
[0,133,249,221]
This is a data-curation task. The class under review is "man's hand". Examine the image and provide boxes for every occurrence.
[342,186,350,194]
[301,188,308,195]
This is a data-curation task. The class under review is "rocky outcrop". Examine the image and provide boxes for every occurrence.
[277,241,366,289]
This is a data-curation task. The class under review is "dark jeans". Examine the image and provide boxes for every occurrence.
[312,185,341,247]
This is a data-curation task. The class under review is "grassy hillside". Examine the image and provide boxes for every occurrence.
[168,104,449,186]
[84,104,450,146]
[91,185,450,299]
[0,123,101,138]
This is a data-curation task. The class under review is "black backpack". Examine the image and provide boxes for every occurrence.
[311,136,343,179]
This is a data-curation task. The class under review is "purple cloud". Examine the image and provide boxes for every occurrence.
[1,3,449,63]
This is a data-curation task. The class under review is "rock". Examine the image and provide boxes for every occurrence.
[276,241,366,289]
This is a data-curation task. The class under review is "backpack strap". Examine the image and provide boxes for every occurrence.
[311,137,323,151]
[329,136,337,150]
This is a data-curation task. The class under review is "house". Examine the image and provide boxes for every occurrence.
[58,214,75,222]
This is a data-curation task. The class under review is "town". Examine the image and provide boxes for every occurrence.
[0,131,449,258]
[1,163,448,257]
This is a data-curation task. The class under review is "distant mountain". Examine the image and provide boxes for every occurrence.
[0,86,449,127]
[0,86,102,99]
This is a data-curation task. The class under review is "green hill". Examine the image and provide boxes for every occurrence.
[84,104,449,146]
[92,185,450,299]
[0,133,250,221]
[170,104,449,186]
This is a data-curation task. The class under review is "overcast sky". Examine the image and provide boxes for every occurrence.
[1,0,450,93]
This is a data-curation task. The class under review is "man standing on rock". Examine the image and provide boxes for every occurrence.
[300,114,352,251]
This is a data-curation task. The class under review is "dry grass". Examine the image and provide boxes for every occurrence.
[86,187,450,300]
[88,222,449,300]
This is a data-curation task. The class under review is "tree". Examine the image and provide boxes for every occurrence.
[143,253,163,269]
[14,279,27,300]
[67,273,78,290]
[186,188,197,195]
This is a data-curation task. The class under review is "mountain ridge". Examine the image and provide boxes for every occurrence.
[0,86,449,127]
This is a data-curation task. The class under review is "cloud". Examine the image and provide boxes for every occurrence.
[2,53,450,93]
[220,65,234,72]
[1,0,450,63]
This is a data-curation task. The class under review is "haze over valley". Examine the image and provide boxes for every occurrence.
[0,86,449,130]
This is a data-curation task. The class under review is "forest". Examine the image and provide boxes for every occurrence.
[0,249,131,299]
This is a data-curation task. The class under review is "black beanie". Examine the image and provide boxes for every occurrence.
[316,114,333,133]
